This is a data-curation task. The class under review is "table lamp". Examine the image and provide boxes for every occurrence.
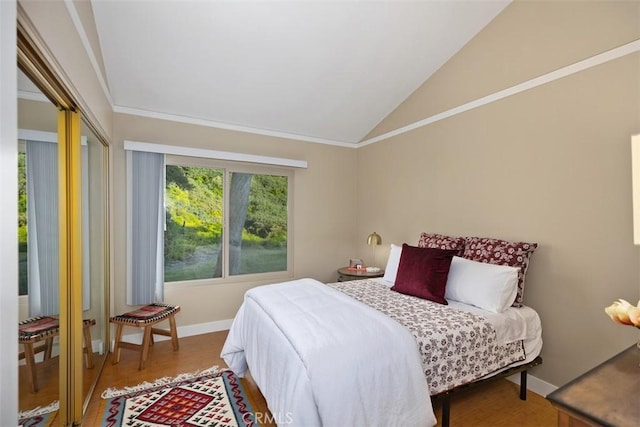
[367,232,382,268]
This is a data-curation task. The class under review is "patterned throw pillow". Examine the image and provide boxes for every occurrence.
[418,232,466,256]
[462,237,538,307]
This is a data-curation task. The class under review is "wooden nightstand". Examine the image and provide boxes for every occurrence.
[337,267,384,282]
[546,343,639,426]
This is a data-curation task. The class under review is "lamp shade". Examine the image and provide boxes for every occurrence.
[367,232,382,246]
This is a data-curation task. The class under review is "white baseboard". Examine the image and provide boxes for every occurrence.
[179,319,234,337]
[112,318,234,350]
[92,339,105,356]
[507,372,557,397]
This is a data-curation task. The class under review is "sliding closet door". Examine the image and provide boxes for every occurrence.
[17,70,62,416]
[17,14,111,427]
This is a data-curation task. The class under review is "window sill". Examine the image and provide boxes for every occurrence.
[164,271,294,290]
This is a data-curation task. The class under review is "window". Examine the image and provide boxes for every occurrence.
[18,152,27,295]
[17,133,90,310]
[164,156,291,283]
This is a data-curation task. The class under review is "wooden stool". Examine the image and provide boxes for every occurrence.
[110,303,180,370]
[19,317,96,393]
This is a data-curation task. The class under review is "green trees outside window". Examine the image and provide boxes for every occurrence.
[164,164,288,282]
[18,153,27,295]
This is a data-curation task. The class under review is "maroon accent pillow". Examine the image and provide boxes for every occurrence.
[418,232,465,256]
[391,244,457,304]
[462,237,538,307]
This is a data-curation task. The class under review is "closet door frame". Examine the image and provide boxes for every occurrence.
[57,109,84,423]
[17,9,111,426]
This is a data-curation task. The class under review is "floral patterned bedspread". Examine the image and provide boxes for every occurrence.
[326,280,526,394]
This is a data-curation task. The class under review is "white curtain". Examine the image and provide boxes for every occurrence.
[82,145,90,310]
[26,139,90,316]
[26,140,58,316]
[126,150,165,305]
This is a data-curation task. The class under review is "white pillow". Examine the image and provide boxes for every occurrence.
[382,244,402,286]
[445,256,519,313]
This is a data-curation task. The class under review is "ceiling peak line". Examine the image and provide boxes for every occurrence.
[359,38,640,148]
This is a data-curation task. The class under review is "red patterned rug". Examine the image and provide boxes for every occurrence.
[18,400,58,427]
[100,367,255,426]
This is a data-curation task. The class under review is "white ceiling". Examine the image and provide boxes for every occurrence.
[91,1,510,145]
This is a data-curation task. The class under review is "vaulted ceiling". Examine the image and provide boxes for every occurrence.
[90,1,509,145]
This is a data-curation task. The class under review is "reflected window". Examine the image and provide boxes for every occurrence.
[18,152,27,295]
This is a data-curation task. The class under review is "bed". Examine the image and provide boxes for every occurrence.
[221,233,542,427]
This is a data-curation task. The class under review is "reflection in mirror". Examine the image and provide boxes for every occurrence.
[17,68,60,413]
[17,68,109,417]
[81,116,108,411]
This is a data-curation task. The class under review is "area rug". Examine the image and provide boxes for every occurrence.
[18,401,58,427]
[100,367,255,426]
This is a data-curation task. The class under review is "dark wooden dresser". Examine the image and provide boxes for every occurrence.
[546,343,640,426]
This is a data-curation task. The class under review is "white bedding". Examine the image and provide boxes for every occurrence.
[447,300,541,346]
[221,278,437,427]
[445,293,543,379]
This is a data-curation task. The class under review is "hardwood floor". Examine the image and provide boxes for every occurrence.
[75,330,556,426]
[431,380,557,427]
[18,350,102,417]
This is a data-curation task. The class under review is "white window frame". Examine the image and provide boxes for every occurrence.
[164,154,294,287]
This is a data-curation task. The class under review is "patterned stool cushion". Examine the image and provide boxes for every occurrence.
[19,317,96,342]
[110,303,180,326]
[19,316,59,342]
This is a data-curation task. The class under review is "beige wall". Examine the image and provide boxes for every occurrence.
[358,1,640,387]
[18,98,57,132]
[365,0,640,140]
[112,113,358,325]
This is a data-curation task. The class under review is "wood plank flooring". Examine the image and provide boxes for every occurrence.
[18,350,102,417]
[75,330,556,426]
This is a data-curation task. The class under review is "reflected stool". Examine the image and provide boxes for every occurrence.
[19,317,96,392]
[109,303,180,370]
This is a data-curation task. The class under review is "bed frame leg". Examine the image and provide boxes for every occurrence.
[441,397,450,427]
[520,370,528,400]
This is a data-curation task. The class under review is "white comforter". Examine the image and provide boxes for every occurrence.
[221,278,436,427]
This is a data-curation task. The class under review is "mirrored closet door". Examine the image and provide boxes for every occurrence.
[79,115,109,413]
[17,68,62,415]
[17,24,110,425]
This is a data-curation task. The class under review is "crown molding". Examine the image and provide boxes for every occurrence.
[360,39,640,147]
[17,89,48,103]
[115,105,357,148]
